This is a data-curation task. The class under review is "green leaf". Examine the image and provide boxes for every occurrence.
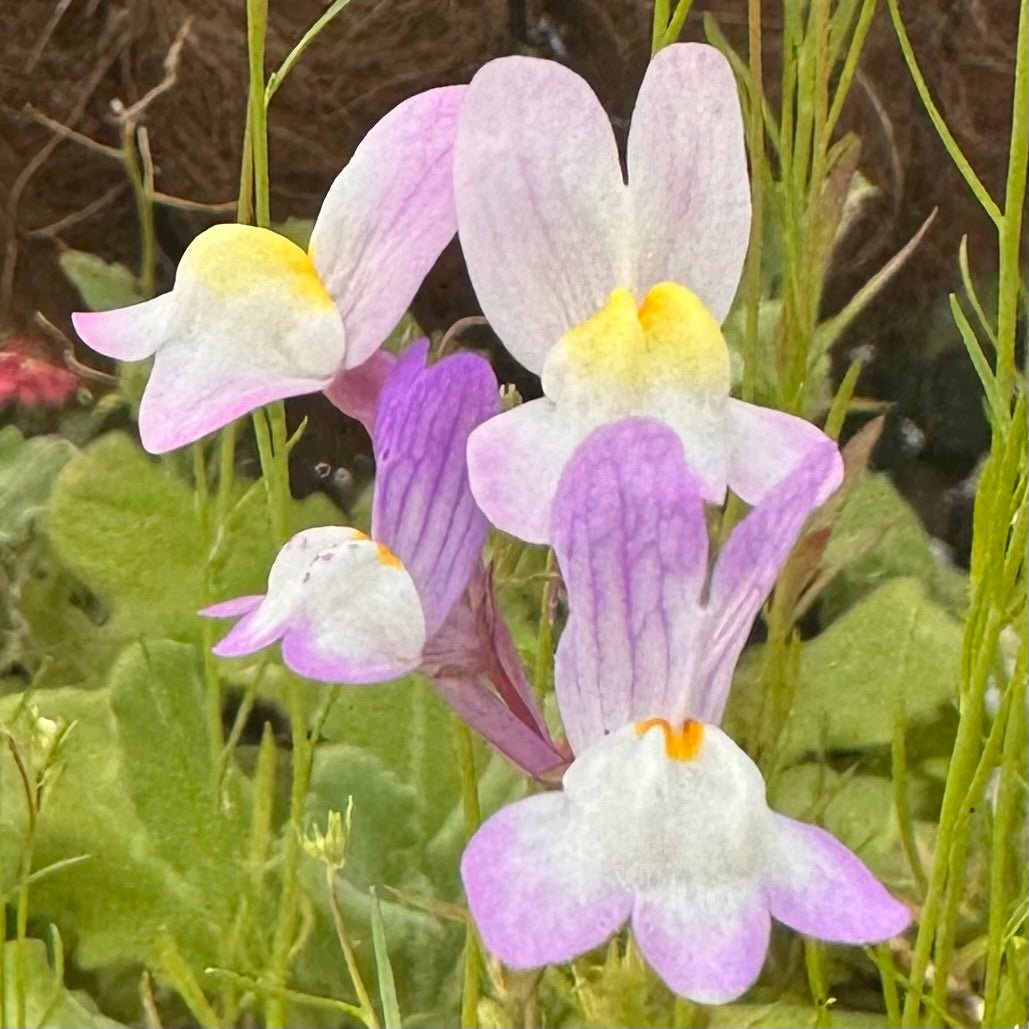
[1,938,125,1028]
[781,577,961,761]
[0,428,75,547]
[0,643,247,977]
[371,890,402,1029]
[708,1002,889,1028]
[58,251,144,312]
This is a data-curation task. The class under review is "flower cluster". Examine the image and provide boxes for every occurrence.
[75,43,909,1003]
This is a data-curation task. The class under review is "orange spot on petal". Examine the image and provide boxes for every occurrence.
[376,542,403,569]
[634,718,705,761]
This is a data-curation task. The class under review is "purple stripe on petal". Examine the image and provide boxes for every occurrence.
[371,341,499,636]
[698,438,842,724]
[766,814,912,944]
[551,418,708,753]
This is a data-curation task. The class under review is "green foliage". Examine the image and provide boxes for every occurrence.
[58,251,144,312]
[1,939,125,1028]
[0,429,75,548]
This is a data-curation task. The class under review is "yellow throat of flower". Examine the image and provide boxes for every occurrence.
[181,223,335,310]
[556,283,730,395]
[635,718,705,761]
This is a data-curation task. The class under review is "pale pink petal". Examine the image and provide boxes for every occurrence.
[466,399,586,545]
[454,56,630,374]
[323,349,396,435]
[697,431,842,724]
[72,294,174,360]
[461,793,632,968]
[371,341,498,635]
[628,43,750,323]
[725,399,844,506]
[200,595,263,618]
[632,883,770,1005]
[310,86,465,370]
[551,419,708,752]
[766,815,912,943]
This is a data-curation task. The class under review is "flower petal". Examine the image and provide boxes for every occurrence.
[371,341,498,636]
[454,56,630,374]
[200,595,263,618]
[551,419,708,752]
[72,293,174,360]
[628,43,750,324]
[462,792,632,968]
[210,526,426,683]
[466,398,585,545]
[766,814,912,943]
[310,86,465,370]
[725,399,843,506]
[323,349,396,435]
[698,431,842,723]
[632,883,770,1004]
[110,224,346,453]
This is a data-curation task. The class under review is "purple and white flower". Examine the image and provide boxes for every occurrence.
[455,44,831,543]
[73,87,464,452]
[461,419,909,1002]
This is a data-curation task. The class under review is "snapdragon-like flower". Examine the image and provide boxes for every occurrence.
[203,341,564,779]
[462,420,909,1003]
[455,44,830,543]
[72,87,464,453]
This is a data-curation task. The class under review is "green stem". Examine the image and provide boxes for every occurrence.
[246,0,271,228]
[266,0,354,103]
[742,0,764,404]
[454,720,482,1029]
[804,938,832,1028]
[871,944,902,1028]
[891,708,928,897]
[325,869,380,1029]
[651,0,670,55]
[661,0,695,47]
[122,123,156,298]
[216,422,237,527]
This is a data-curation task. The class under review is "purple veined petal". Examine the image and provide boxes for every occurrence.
[310,86,465,371]
[725,398,844,507]
[72,293,174,360]
[461,792,633,968]
[550,419,709,752]
[466,398,588,545]
[323,349,396,435]
[697,435,843,724]
[371,341,498,636]
[75,224,347,454]
[628,43,751,324]
[632,883,770,1005]
[765,814,912,943]
[454,56,630,375]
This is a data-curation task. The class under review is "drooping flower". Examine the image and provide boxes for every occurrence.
[462,419,909,1002]
[0,336,79,409]
[455,44,831,543]
[72,87,464,453]
[203,340,564,779]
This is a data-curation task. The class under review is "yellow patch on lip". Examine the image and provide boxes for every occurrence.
[376,543,403,569]
[553,282,730,395]
[180,223,335,310]
[634,717,705,761]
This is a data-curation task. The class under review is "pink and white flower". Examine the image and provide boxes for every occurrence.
[72,87,464,452]
[455,44,830,543]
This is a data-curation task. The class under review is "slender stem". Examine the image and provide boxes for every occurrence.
[891,708,928,897]
[995,0,1028,405]
[216,422,237,527]
[454,719,482,1029]
[325,869,380,1029]
[651,0,670,55]
[122,123,156,297]
[871,944,902,1028]
[246,0,271,228]
[662,0,695,47]
[266,0,354,103]
[742,0,764,403]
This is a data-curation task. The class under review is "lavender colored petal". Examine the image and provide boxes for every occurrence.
[454,56,629,375]
[200,595,263,618]
[550,419,708,752]
[310,86,465,370]
[371,341,498,635]
[632,883,770,1005]
[462,793,632,968]
[628,43,750,323]
[766,814,912,943]
[323,349,396,435]
[725,398,844,507]
[697,435,843,725]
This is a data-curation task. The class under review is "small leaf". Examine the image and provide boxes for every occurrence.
[59,251,144,312]
[0,428,75,547]
[371,889,403,1029]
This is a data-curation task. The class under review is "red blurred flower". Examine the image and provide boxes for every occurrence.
[0,336,79,409]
